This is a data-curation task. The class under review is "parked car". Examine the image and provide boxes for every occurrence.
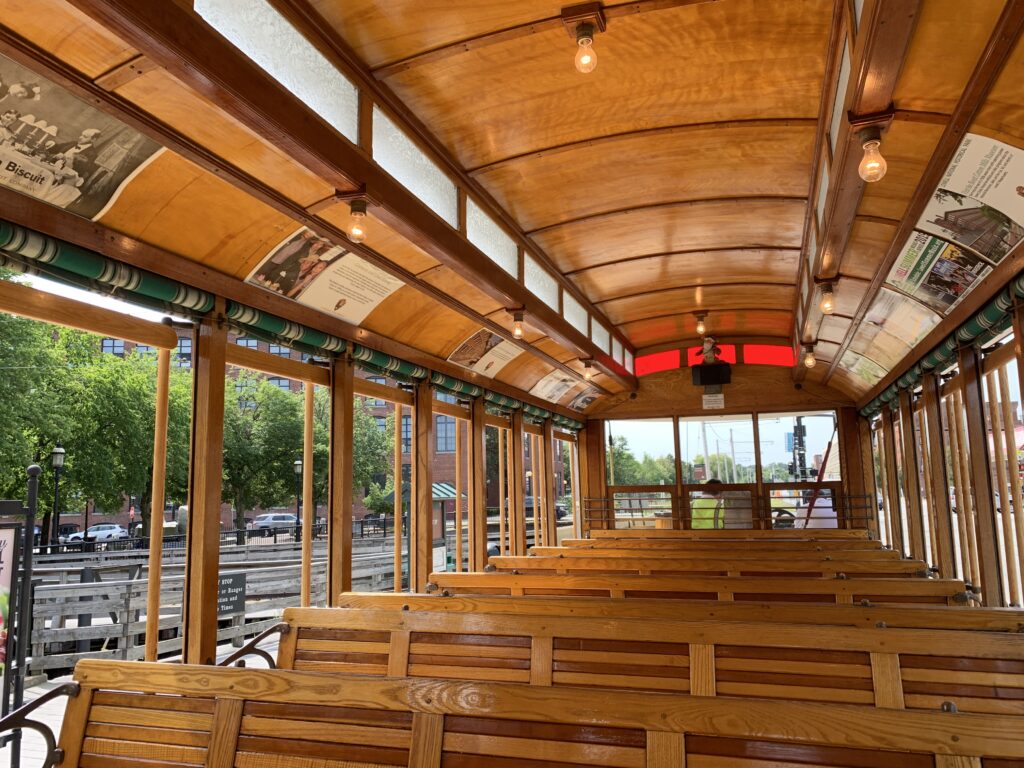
[57,523,80,543]
[252,513,299,530]
[67,523,129,542]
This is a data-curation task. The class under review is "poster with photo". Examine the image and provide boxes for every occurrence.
[939,133,1024,234]
[567,386,599,412]
[298,252,404,326]
[864,287,941,348]
[529,370,577,402]
[0,53,162,220]
[849,324,913,373]
[837,350,886,388]
[0,525,18,685]
[919,188,1023,265]
[447,329,522,378]
[248,227,347,299]
[886,231,990,315]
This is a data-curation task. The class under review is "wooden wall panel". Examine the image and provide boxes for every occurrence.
[621,311,794,351]
[840,219,899,281]
[600,285,797,326]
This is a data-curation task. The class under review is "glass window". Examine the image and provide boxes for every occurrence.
[175,337,192,368]
[268,377,291,391]
[134,344,153,355]
[829,37,851,153]
[624,349,634,374]
[195,0,359,142]
[758,411,841,482]
[523,252,558,309]
[375,416,387,432]
[612,337,623,365]
[590,320,610,354]
[373,105,458,226]
[466,197,517,277]
[363,375,386,407]
[816,163,830,230]
[678,415,756,485]
[268,344,291,358]
[435,392,458,404]
[436,415,456,452]
[605,419,677,486]
[401,414,412,453]
[562,291,588,337]
[236,337,258,349]
[101,338,125,357]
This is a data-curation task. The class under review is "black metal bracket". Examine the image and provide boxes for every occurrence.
[217,622,290,669]
[0,682,80,768]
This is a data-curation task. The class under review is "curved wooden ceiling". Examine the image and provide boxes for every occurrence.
[0,0,1021,415]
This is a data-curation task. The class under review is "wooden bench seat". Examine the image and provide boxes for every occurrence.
[491,554,930,578]
[556,539,896,554]
[338,592,1024,631]
[589,528,873,540]
[278,606,1024,714]
[427,572,970,604]
[58,659,1024,767]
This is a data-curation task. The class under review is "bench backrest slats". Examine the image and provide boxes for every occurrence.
[543,544,900,558]
[564,538,887,550]
[60,660,1024,767]
[588,529,872,540]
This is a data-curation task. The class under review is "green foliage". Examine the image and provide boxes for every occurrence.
[606,435,675,486]
[364,479,394,517]
[352,402,392,498]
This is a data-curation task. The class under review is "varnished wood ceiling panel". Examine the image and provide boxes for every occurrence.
[534,199,807,274]
[380,1,830,169]
[857,120,943,223]
[309,0,558,70]
[417,266,504,317]
[621,310,793,352]
[115,69,336,207]
[474,125,815,232]
[95,151,298,276]
[2,0,136,77]
[971,32,1024,144]
[494,353,553,395]
[571,249,799,303]
[840,219,898,282]
[817,315,853,346]
[891,0,1006,116]
[600,284,797,326]
[316,203,441,276]
[365,285,480,353]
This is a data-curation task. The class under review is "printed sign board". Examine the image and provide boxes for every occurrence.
[217,572,246,616]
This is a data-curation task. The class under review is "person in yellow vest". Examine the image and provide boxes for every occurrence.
[691,478,724,529]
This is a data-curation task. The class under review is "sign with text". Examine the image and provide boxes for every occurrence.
[217,572,246,616]
[0,524,20,693]
[702,393,725,410]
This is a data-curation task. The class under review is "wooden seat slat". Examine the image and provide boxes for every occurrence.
[542,544,900,558]
[427,572,966,605]
[57,660,1024,766]
[492,555,927,578]
[338,593,1024,631]
[588,529,872,540]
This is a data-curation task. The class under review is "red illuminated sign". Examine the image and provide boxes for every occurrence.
[635,350,681,376]
[743,345,795,366]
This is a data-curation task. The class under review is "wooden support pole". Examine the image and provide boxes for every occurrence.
[881,407,905,556]
[510,410,527,555]
[897,390,926,561]
[182,304,226,665]
[999,364,1024,604]
[301,383,314,606]
[950,387,981,585]
[144,346,171,662]
[958,345,1004,606]
[529,433,540,548]
[570,440,582,538]
[498,427,507,556]
[412,380,434,591]
[921,374,955,577]
[542,420,557,547]
[858,418,879,538]
[328,357,354,604]
[455,419,463,572]
[469,398,488,570]
[988,368,1022,606]
[394,403,404,591]
[837,407,866,529]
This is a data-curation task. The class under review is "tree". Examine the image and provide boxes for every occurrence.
[351,401,392,501]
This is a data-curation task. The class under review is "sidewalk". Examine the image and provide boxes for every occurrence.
[2,638,279,768]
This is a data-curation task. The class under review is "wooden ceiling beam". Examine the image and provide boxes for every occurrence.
[564,246,802,277]
[65,0,636,390]
[828,0,1024,387]
[794,0,920,384]
[592,281,796,307]
[0,186,582,420]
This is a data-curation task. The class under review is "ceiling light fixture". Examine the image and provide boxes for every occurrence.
[574,22,597,73]
[819,282,835,315]
[583,360,594,380]
[346,199,368,243]
[695,312,707,336]
[857,125,887,183]
[803,344,817,369]
[512,311,525,339]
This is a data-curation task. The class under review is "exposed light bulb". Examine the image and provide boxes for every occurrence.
[819,284,835,315]
[695,314,706,336]
[857,127,887,183]
[803,347,817,369]
[583,362,594,381]
[574,23,597,74]
[512,312,524,339]
[346,199,368,244]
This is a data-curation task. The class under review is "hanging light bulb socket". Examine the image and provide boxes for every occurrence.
[694,312,707,337]
[857,125,887,183]
[346,198,368,244]
[583,360,594,380]
[817,280,835,315]
[803,344,817,369]
[561,3,606,74]
[511,311,525,339]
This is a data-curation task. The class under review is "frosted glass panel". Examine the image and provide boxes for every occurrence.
[373,106,458,226]
[524,252,558,309]
[624,349,634,373]
[806,223,817,276]
[612,337,623,364]
[591,320,610,353]
[196,0,358,142]
[829,38,851,153]
[562,291,588,336]
[816,163,829,230]
[466,197,517,276]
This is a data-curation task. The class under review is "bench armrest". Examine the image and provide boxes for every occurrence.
[0,681,80,768]
[217,622,290,669]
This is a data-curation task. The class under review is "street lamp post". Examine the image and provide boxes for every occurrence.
[293,457,303,542]
[50,441,65,550]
